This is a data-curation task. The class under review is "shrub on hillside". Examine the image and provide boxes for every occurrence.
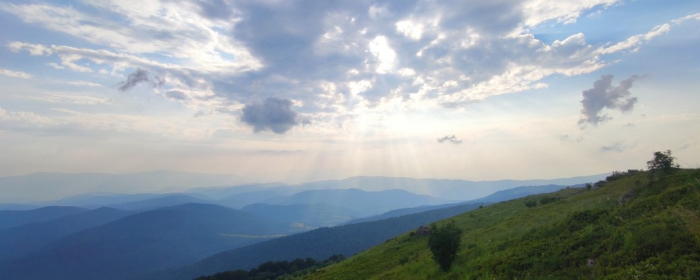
[539,196,559,205]
[428,221,462,271]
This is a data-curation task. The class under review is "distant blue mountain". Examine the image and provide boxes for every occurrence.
[107,194,211,211]
[0,206,87,229]
[0,207,133,261]
[467,184,573,203]
[190,183,287,200]
[216,188,298,209]
[0,204,40,211]
[0,203,287,280]
[45,192,168,207]
[262,188,452,217]
[0,171,243,203]
[285,174,606,201]
[345,184,572,224]
[344,203,463,225]
[241,203,359,228]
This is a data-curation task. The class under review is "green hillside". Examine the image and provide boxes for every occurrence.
[301,168,700,279]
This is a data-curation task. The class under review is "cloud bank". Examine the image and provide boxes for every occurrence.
[1,0,692,135]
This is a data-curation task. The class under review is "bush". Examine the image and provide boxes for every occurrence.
[539,196,559,205]
[428,221,462,271]
[525,201,537,208]
[647,150,680,174]
[606,171,627,182]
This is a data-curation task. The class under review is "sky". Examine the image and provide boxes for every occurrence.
[0,0,699,184]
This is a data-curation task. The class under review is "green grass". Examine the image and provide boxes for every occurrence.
[300,169,700,279]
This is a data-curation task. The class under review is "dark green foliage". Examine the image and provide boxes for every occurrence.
[304,168,700,280]
[469,184,567,204]
[606,171,627,182]
[586,183,593,190]
[647,150,680,173]
[594,180,606,188]
[538,196,559,205]
[194,255,344,280]
[524,201,537,208]
[428,221,462,271]
[471,169,700,279]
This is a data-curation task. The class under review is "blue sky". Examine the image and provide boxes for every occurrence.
[0,0,698,183]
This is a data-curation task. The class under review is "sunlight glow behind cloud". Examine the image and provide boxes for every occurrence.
[0,0,699,182]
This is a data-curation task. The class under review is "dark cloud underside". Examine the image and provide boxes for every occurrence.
[241,97,298,134]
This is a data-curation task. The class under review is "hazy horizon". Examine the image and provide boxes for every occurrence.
[0,170,609,204]
[0,168,610,182]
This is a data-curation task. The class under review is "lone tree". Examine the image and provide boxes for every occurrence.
[647,150,680,174]
[428,221,462,271]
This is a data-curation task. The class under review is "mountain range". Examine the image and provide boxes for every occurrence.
[0,204,285,280]
[1,171,607,204]
[0,173,607,280]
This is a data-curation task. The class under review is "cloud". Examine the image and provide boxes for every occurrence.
[7,41,52,55]
[0,2,261,71]
[578,75,642,127]
[0,107,59,132]
[2,0,683,135]
[599,23,671,54]
[678,141,698,151]
[600,142,625,152]
[117,68,151,91]
[21,93,112,105]
[241,97,298,134]
[66,81,102,87]
[671,12,700,24]
[437,135,463,144]
[0,68,32,79]
[164,90,188,100]
[521,0,619,26]
[559,134,584,143]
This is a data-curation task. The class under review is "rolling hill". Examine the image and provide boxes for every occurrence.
[240,203,359,228]
[0,207,133,261]
[0,206,87,229]
[262,188,452,217]
[286,175,606,201]
[300,169,700,279]
[149,202,484,280]
[0,203,288,280]
[345,184,570,225]
[107,194,211,211]
[466,184,572,203]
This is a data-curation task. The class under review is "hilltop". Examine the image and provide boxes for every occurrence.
[301,168,700,279]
